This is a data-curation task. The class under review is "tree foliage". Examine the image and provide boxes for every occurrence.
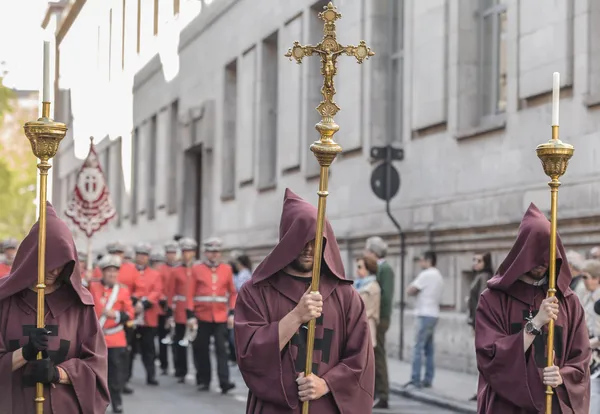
[0,74,13,126]
[0,90,38,240]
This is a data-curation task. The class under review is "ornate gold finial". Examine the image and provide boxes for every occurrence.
[285,2,374,167]
[23,117,68,163]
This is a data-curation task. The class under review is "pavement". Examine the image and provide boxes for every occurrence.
[117,357,461,413]
[117,343,600,414]
[387,357,478,414]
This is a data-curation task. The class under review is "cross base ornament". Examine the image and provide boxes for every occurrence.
[285,3,373,414]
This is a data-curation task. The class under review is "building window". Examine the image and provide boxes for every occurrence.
[479,0,507,119]
[131,127,139,224]
[167,101,179,214]
[258,32,278,190]
[147,115,157,220]
[221,59,237,199]
[389,0,403,143]
[153,0,159,36]
[109,9,113,81]
[136,0,141,54]
[115,138,123,227]
[103,146,111,188]
[122,0,126,69]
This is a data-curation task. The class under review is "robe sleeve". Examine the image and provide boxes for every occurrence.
[321,286,375,414]
[234,284,299,409]
[57,306,110,413]
[0,304,14,413]
[553,296,592,413]
[475,293,544,412]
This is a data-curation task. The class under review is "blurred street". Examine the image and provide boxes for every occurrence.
[120,358,460,414]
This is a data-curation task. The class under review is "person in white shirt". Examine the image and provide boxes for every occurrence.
[404,251,444,388]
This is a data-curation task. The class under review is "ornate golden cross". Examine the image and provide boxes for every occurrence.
[285,3,373,413]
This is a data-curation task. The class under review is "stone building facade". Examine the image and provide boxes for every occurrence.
[46,0,600,373]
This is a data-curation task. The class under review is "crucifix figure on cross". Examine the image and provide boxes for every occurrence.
[284,2,374,413]
[285,2,374,122]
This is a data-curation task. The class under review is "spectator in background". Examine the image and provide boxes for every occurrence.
[466,252,493,401]
[364,236,394,409]
[567,250,587,301]
[228,251,252,363]
[581,260,600,378]
[355,255,381,350]
[467,252,494,330]
[405,251,444,389]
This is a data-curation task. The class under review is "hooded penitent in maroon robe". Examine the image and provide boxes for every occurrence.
[0,203,110,414]
[475,203,591,414]
[234,189,375,414]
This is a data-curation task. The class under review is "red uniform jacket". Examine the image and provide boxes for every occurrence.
[167,263,198,324]
[188,262,236,323]
[117,262,138,293]
[157,264,176,316]
[0,262,10,278]
[90,281,134,348]
[131,266,163,327]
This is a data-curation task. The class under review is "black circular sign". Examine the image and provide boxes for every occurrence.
[370,162,400,201]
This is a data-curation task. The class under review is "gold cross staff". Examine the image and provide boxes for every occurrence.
[285,2,373,413]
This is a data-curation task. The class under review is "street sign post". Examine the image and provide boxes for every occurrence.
[369,144,406,360]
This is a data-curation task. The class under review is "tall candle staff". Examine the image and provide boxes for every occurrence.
[285,2,373,413]
[22,41,68,414]
[535,72,573,414]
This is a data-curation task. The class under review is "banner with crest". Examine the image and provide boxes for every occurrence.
[65,138,116,238]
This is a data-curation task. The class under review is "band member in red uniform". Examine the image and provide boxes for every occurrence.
[101,241,138,395]
[90,255,134,414]
[154,244,177,375]
[0,238,17,278]
[166,238,198,383]
[188,237,236,394]
[129,242,163,386]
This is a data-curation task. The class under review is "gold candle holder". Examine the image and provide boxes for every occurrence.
[285,2,373,413]
[22,101,68,414]
[535,125,573,414]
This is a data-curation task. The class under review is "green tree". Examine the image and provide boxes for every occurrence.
[0,72,14,125]
[0,93,38,240]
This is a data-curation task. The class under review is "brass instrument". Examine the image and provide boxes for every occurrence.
[161,317,176,345]
[178,322,198,347]
[535,72,573,414]
[284,3,373,413]
[23,81,67,413]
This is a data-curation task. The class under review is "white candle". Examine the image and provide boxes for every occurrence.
[43,41,50,103]
[552,72,560,126]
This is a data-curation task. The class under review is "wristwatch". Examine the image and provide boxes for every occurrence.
[525,320,541,336]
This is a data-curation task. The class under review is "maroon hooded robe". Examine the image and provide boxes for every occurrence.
[475,203,591,414]
[0,203,110,414]
[234,189,375,414]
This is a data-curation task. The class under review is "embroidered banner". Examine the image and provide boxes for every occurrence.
[64,138,116,238]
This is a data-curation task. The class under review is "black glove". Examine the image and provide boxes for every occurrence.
[159,299,168,311]
[142,299,153,310]
[166,307,173,318]
[22,328,50,361]
[186,309,195,320]
[131,296,139,306]
[29,358,60,384]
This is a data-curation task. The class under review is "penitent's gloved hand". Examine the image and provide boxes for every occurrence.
[22,328,50,361]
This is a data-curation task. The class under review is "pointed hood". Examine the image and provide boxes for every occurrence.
[487,203,572,296]
[252,189,346,283]
[0,202,93,305]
